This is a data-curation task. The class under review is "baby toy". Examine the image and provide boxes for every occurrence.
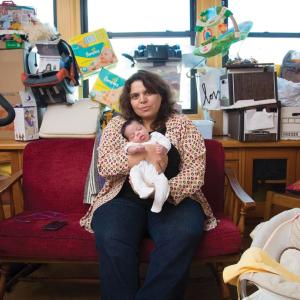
[22,16,59,45]
[193,6,253,58]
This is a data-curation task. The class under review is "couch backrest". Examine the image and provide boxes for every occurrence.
[23,138,94,213]
[22,138,225,214]
[203,139,225,213]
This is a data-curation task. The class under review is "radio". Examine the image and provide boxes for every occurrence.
[133,44,182,63]
[220,64,277,106]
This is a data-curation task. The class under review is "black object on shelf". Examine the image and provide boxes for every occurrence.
[0,94,15,127]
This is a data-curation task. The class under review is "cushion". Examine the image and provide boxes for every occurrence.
[39,99,100,138]
[203,139,225,213]
[0,212,98,261]
[0,211,241,262]
[286,179,300,195]
[22,138,94,213]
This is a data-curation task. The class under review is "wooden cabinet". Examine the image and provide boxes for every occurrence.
[0,139,27,215]
[216,137,300,217]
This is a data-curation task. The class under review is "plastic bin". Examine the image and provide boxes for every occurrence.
[192,120,214,139]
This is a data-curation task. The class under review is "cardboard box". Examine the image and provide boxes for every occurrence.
[13,106,39,141]
[0,49,27,138]
[0,92,22,136]
[19,90,36,107]
[192,120,214,139]
[0,106,14,136]
[0,92,22,106]
[0,49,25,93]
[280,107,300,140]
[0,40,24,49]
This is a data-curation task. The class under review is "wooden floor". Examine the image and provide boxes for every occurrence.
[4,263,226,300]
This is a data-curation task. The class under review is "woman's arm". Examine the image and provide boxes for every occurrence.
[168,117,206,204]
[98,117,131,177]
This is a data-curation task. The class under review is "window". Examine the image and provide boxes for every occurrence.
[227,0,300,65]
[82,0,197,113]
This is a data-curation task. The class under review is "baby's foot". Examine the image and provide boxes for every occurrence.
[138,186,154,199]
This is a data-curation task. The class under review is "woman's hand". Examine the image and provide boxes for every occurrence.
[145,144,168,174]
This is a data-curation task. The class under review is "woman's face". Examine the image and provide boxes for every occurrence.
[129,80,162,125]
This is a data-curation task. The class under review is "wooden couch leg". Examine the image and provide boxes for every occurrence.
[0,263,10,300]
[215,263,231,300]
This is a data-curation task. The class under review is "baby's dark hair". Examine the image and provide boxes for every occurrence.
[121,118,143,140]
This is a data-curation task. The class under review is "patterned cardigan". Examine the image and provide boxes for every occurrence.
[80,113,217,232]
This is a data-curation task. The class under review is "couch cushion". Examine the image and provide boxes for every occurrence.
[23,139,94,213]
[203,140,225,213]
[0,211,98,261]
[0,211,241,262]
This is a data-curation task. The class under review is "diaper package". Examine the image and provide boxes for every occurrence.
[69,28,117,79]
[90,68,125,112]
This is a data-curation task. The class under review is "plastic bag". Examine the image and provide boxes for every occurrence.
[277,77,300,107]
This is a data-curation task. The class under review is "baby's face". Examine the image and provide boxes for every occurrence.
[125,121,150,143]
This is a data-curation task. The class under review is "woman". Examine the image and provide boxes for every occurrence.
[80,70,217,300]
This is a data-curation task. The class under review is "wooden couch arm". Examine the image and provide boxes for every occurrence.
[0,170,23,220]
[224,167,256,236]
[0,170,23,194]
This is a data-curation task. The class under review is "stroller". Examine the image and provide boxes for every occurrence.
[224,208,300,299]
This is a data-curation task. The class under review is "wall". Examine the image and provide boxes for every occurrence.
[56,0,81,40]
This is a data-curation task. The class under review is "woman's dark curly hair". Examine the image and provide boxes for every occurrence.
[119,70,178,130]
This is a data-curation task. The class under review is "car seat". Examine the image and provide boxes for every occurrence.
[232,208,300,299]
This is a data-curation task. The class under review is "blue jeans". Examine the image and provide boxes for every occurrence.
[91,197,205,300]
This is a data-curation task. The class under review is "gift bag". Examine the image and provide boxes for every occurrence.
[0,1,36,31]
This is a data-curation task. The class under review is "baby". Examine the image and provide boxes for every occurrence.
[121,119,171,213]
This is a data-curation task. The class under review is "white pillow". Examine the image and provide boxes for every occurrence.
[39,99,100,138]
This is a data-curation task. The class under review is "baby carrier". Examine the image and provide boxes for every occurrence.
[224,208,300,299]
[21,39,80,107]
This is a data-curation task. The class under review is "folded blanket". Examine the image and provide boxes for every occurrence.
[83,117,105,204]
[223,247,300,286]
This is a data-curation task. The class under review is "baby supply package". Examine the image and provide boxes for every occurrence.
[69,28,117,79]
[90,68,125,112]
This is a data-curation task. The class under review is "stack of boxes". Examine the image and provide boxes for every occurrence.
[220,64,280,142]
[0,44,38,140]
[0,46,25,138]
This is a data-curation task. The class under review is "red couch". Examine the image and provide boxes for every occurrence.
[0,138,255,299]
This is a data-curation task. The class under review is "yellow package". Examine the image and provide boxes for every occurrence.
[69,28,117,79]
[90,68,125,112]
